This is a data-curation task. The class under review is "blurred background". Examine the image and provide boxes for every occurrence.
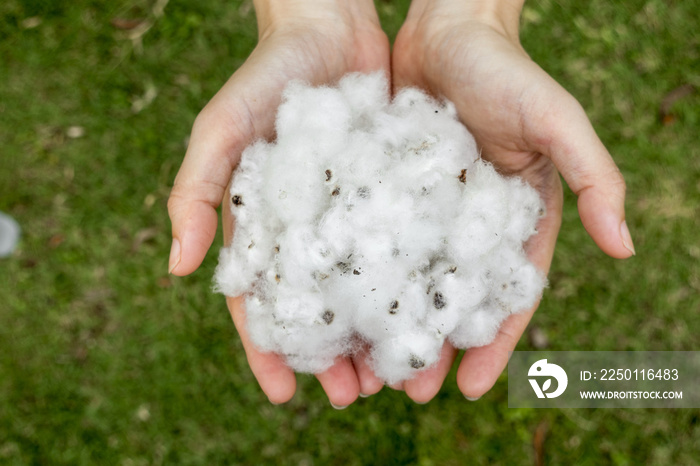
[1,0,698,464]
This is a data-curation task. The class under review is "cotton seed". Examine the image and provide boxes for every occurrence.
[321,310,335,325]
[433,291,446,310]
[389,300,399,314]
[458,169,467,184]
[409,355,426,369]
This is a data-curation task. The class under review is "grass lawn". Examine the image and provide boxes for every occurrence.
[1,0,699,464]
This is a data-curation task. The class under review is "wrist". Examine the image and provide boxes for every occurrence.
[407,0,524,39]
[469,0,525,29]
[254,0,380,40]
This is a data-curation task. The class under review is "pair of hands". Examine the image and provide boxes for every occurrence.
[167,0,634,406]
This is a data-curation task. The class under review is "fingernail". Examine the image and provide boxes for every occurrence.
[620,221,636,256]
[330,402,348,410]
[465,395,481,401]
[414,400,428,405]
[168,238,181,274]
[359,393,371,398]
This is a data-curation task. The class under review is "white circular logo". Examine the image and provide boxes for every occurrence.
[528,359,568,398]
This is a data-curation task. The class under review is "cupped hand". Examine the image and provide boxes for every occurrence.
[167,0,390,406]
[391,0,634,402]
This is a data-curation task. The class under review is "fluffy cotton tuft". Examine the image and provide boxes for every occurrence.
[214,73,546,384]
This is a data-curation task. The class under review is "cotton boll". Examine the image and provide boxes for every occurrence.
[327,262,366,299]
[339,133,391,185]
[241,227,277,271]
[347,186,412,233]
[486,248,547,314]
[420,139,469,180]
[276,82,351,147]
[397,281,431,326]
[339,72,389,130]
[276,322,350,374]
[392,137,443,186]
[243,295,278,353]
[228,141,272,228]
[215,198,277,296]
[425,305,460,339]
[375,91,444,151]
[322,274,365,325]
[213,247,256,297]
[316,206,355,259]
[391,87,441,118]
[448,301,510,349]
[374,113,417,149]
[393,217,445,261]
[497,260,545,313]
[284,351,336,375]
[272,285,322,324]
[352,276,404,331]
[410,177,462,225]
[503,176,544,243]
[424,269,489,337]
[215,74,547,384]
[355,279,428,342]
[435,103,479,163]
[371,332,443,385]
[447,212,503,264]
[352,232,395,265]
[268,286,354,372]
[424,277,462,338]
[447,162,510,263]
[262,145,328,225]
[276,226,335,289]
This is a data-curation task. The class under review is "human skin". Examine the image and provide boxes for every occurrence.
[167,0,390,406]
[167,0,634,406]
[391,0,634,402]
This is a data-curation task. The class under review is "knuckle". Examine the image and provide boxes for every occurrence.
[611,168,627,191]
[166,187,186,216]
[192,106,217,134]
[608,168,627,201]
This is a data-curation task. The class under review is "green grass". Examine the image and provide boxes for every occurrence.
[1,0,699,464]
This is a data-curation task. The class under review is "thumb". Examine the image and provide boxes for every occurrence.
[167,100,256,276]
[538,92,635,259]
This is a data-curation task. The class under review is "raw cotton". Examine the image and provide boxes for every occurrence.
[214,73,546,384]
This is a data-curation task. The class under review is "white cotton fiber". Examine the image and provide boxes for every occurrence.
[214,73,546,384]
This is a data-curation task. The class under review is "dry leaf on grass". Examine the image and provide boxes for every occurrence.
[659,84,695,125]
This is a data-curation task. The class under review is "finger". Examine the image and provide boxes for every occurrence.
[167,98,257,276]
[534,92,634,259]
[388,381,405,392]
[457,176,562,399]
[351,344,384,397]
[457,309,533,399]
[227,296,297,404]
[404,341,458,403]
[316,357,361,408]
